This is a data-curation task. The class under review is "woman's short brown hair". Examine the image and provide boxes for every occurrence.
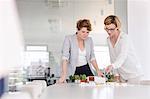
[104,15,121,29]
[76,19,92,31]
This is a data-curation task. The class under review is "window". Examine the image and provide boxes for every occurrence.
[26,45,48,51]
[24,45,49,68]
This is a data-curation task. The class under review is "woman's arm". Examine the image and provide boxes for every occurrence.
[91,60,104,77]
[89,37,103,77]
[105,34,129,73]
[58,36,70,83]
[58,60,68,83]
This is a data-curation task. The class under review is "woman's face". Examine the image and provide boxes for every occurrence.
[77,27,89,40]
[105,24,117,37]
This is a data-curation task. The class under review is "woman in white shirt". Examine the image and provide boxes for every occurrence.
[58,19,103,83]
[104,15,143,84]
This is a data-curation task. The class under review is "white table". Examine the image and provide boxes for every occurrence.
[40,83,150,99]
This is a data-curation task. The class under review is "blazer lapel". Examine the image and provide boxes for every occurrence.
[84,38,90,60]
[73,34,78,50]
[72,34,79,64]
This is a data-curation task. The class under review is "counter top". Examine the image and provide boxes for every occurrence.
[40,83,150,99]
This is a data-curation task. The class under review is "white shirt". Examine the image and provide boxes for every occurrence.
[76,48,87,67]
[107,33,143,80]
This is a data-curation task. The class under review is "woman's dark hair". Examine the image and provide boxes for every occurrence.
[76,19,92,31]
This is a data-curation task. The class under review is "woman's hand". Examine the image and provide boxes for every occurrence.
[105,65,113,74]
[57,75,66,83]
[97,70,104,77]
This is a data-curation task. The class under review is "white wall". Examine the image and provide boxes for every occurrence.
[16,0,114,76]
[128,0,150,80]
[114,0,127,33]
[16,0,114,64]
